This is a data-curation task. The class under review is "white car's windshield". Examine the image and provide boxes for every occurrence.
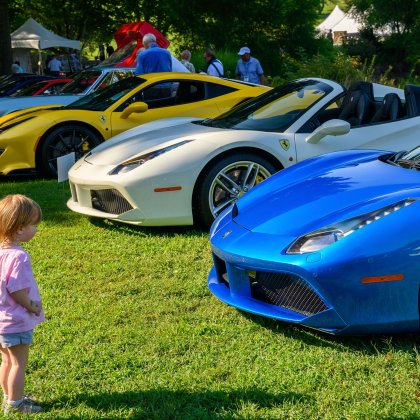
[387,146,420,170]
[60,70,101,94]
[65,76,145,111]
[199,80,333,132]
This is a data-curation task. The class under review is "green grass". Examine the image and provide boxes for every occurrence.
[0,180,419,419]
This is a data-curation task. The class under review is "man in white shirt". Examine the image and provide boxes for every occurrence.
[203,48,224,77]
[48,55,62,76]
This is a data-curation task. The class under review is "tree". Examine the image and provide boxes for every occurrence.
[0,0,12,76]
[345,0,420,77]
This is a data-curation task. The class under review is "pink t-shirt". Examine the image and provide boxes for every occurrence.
[0,246,45,333]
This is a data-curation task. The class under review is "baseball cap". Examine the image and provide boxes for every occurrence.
[238,47,250,55]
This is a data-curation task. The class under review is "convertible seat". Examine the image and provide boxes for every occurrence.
[338,81,375,127]
[370,93,403,123]
[404,84,420,117]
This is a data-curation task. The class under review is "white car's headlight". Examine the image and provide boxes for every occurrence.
[109,140,193,175]
[287,199,416,254]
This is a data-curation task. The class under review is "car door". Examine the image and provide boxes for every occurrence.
[109,80,221,136]
[294,115,420,163]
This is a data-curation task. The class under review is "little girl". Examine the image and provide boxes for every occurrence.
[0,194,44,414]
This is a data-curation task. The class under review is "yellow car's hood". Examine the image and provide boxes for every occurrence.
[0,104,65,126]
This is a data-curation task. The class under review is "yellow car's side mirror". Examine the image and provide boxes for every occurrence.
[120,102,148,119]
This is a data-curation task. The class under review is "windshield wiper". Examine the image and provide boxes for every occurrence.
[386,151,407,167]
[394,159,420,170]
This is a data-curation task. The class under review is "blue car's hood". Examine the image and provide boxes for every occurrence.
[234,149,420,236]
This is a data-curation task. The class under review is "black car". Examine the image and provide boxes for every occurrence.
[0,74,59,97]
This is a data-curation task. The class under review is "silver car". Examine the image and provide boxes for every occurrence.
[0,67,134,116]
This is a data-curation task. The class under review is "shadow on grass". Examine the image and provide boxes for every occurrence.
[241,311,420,356]
[48,388,312,419]
[89,217,209,238]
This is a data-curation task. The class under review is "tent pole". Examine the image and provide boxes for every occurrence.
[38,50,42,75]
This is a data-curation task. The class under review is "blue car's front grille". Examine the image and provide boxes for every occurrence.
[250,271,328,316]
[91,189,133,215]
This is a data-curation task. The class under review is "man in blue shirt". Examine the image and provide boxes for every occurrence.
[134,33,172,75]
[235,47,266,85]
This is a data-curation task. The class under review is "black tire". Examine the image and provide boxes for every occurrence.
[38,124,102,178]
[194,153,278,229]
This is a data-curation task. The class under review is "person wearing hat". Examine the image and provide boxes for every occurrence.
[235,47,266,85]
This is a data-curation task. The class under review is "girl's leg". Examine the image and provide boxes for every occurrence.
[5,344,29,401]
[0,346,11,398]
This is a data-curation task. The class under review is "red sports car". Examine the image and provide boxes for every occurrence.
[11,78,72,97]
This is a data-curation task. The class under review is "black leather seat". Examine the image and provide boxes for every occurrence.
[404,84,420,117]
[338,81,374,127]
[370,93,403,123]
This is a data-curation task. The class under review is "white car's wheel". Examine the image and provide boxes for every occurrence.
[195,153,278,228]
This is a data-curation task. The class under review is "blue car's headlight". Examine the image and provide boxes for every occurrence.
[287,199,416,254]
[109,140,193,175]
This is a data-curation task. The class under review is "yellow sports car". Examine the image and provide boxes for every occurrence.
[0,73,269,177]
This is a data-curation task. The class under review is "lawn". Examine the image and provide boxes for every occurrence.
[0,180,419,419]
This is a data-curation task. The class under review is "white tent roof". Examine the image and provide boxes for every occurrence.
[11,18,81,50]
[316,5,346,32]
[331,9,362,34]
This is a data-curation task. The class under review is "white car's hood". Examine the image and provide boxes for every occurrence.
[85,118,223,165]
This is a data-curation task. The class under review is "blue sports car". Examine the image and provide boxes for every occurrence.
[208,146,420,335]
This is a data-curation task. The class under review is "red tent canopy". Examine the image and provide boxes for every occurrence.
[113,21,170,67]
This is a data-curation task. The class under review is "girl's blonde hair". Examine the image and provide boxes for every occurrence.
[0,194,42,242]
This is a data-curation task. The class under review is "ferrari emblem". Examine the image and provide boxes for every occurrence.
[99,115,106,123]
[279,139,290,151]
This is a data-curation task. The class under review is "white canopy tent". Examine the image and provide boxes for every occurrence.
[10,18,81,73]
[316,5,346,33]
[331,10,362,35]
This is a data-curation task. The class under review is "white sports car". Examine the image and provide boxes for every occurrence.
[67,78,420,228]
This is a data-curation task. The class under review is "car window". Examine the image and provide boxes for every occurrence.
[95,70,135,92]
[43,84,65,95]
[11,81,45,97]
[116,80,207,111]
[66,76,145,111]
[61,70,102,94]
[298,95,345,133]
[205,82,236,99]
[116,81,177,110]
[198,80,332,132]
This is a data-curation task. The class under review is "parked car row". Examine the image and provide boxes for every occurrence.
[0,67,135,116]
[1,70,419,335]
[0,72,268,177]
[67,78,420,228]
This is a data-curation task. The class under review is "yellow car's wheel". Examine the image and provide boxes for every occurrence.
[38,124,101,178]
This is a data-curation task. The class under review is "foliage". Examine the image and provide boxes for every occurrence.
[3,0,324,77]
[343,0,420,79]
[0,179,419,418]
[269,49,413,88]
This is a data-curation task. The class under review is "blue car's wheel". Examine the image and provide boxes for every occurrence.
[195,153,277,228]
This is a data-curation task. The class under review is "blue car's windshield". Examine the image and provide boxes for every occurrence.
[65,76,145,111]
[197,80,333,132]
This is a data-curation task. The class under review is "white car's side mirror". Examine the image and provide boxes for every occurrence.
[120,102,148,119]
[305,119,351,144]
